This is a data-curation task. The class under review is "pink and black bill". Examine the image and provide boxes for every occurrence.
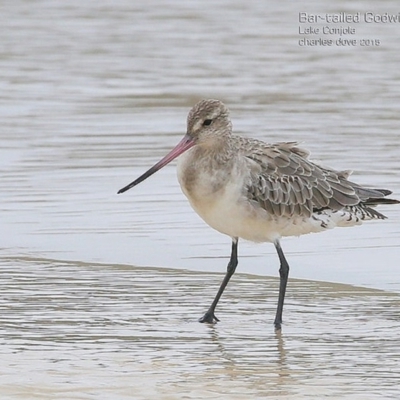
[118,134,195,194]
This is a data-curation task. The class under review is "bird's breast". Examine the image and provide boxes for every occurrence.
[177,149,235,206]
[176,149,262,239]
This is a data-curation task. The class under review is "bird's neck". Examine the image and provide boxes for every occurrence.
[195,133,234,160]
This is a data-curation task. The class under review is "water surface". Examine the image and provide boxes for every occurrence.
[1,257,400,399]
[1,0,400,398]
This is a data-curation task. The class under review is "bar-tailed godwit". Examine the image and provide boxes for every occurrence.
[118,99,399,330]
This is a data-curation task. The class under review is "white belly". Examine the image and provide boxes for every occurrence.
[176,150,363,243]
[187,184,282,242]
[177,156,283,242]
[179,181,361,243]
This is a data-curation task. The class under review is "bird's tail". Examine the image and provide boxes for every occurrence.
[362,188,400,205]
[359,189,400,219]
[365,197,400,206]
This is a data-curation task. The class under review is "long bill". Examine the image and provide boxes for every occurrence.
[117,134,195,194]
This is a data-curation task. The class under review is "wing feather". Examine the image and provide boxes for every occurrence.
[239,138,372,218]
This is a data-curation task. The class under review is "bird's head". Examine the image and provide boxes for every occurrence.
[186,99,232,149]
[117,99,231,194]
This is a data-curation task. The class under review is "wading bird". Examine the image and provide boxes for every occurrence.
[118,99,399,330]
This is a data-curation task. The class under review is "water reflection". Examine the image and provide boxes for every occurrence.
[1,257,400,399]
[2,0,400,398]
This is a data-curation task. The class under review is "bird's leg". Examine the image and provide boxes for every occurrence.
[274,240,290,331]
[199,238,239,323]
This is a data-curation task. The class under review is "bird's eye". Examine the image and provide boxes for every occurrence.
[203,119,213,126]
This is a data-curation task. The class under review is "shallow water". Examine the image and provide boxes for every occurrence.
[2,0,400,398]
[1,257,400,400]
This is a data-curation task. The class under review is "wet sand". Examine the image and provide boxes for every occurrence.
[1,257,399,399]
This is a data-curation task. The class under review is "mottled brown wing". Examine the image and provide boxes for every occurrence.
[241,140,384,218]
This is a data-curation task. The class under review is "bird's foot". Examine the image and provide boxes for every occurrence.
[199,310,219,324]
[274,321,282,331]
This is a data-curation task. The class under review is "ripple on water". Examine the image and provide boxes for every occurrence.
[1,257,400,399]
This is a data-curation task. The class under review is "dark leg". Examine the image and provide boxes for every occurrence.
[199,238,239,323]
[274,240,290,331]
